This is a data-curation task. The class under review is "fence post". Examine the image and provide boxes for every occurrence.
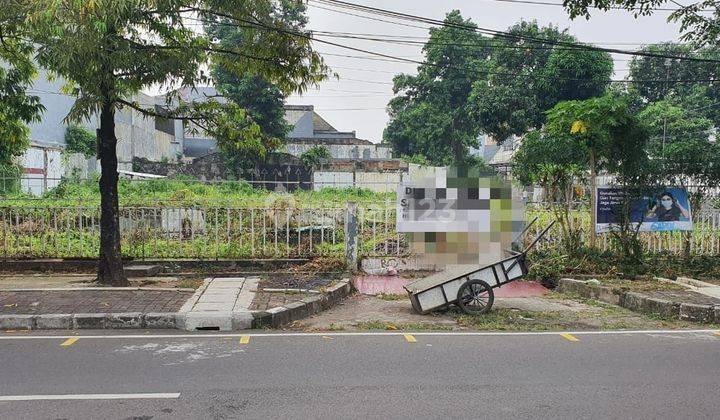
[345,201,358,272]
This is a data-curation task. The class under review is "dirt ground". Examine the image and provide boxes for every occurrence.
[290,292,708,332]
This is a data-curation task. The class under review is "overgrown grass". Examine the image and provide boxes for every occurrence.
[3,177,395,207]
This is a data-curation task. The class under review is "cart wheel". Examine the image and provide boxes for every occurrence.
[457,280,494,315]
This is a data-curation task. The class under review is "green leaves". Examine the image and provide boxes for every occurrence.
[546,93,651,183]
[0,6,45,164]
[562,0,720,47]
[64,125,97,158]
[384,10,486,165]
[471,21,613,143]
[384,16,614,163]
[18,0,329,125]
[299,145,331,168]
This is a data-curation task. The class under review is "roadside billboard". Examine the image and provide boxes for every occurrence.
[595,186,693,233]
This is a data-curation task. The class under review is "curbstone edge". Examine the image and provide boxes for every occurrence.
[107,313,144,329]
[0,314,35,330]
[144,313,177,329]
[641,297,680,319]
[250,310,272,329]
[679,303,715,323]
[36,314,72,330]
[73,313,107,329]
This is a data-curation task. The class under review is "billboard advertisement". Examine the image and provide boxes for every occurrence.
[595,186,693,233]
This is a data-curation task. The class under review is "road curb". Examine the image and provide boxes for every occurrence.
[0,312,179,331]
[251,279,352,329]
[0,279,353,331]
[558,278,720,324]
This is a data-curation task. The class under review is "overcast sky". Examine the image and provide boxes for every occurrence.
[285,0,684,143]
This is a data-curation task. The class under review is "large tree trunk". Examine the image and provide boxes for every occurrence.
[588,149,597,248]
[96,101,128,286]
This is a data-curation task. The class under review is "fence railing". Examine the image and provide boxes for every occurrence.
[524,208,720,255]
[0,206,348,260]
[1,204,719,260]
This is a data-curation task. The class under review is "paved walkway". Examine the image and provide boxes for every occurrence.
[182,277,259,313]
[0,290,192,315]
[179,277,259,331]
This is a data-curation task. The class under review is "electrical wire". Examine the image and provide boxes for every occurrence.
[310,0,720,64]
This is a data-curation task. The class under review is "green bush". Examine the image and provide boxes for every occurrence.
[0,163,22,195]
[299,145,331,167]
[64,125,96,157]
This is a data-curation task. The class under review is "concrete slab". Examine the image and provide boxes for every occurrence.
[123,265,163,277]
[183,312,233,331]
[199,294,240,303]
[231,312,254,330]
[193,302,235,312]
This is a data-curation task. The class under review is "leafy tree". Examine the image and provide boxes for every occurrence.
[385,18,613,162]
[0,9,44,166]
[206,2,308,169]
[384,10,489,165]
[628,43,720,126]
[639,100,720,257]
[545,93,646,248]
[602,123,654,275]
[299,145,331,168]
[563,0,720,47]
[64,125,97,158]
[512,131,587,253]
[12,1,328,285]
[471,21,613,143]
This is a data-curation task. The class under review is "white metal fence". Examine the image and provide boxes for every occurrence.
[0,205,348,260]
[1,204,720,260]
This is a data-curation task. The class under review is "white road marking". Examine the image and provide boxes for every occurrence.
[0,393,180,401]
[0,329,716,340]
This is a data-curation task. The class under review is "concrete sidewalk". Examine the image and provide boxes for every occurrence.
[0,276,353,331]
[179,277,259,331]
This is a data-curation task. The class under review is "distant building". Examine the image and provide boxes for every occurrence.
[169,86,393,161]
[18,69,178,194]
[479,134,521,178]
[282,105,392,160]
[16,80,400,194]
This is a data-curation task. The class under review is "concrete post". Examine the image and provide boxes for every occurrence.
[345,201,359,272]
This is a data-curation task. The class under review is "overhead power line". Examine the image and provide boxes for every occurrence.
[482,0,713,12]
[195,9,720,85]
[310,0,720,64]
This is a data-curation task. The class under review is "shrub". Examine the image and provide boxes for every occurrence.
[299,145,331,167]
[64,125,96,158]
[0,163,22,195]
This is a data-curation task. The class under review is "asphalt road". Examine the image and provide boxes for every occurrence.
[0,329,719,419]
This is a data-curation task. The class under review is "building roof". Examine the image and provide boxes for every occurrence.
[312,112,336,132]
[287,137,375,146]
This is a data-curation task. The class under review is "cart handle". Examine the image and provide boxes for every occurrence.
[522,220,556,254]
[513,216,538,245]
[505,216,539,255]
